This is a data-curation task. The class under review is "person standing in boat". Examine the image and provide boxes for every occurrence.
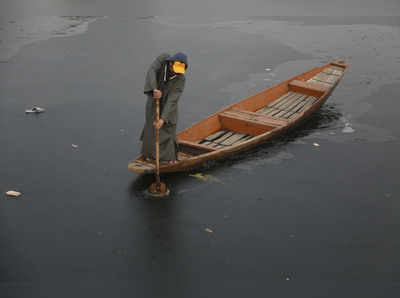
[140,52,187,165]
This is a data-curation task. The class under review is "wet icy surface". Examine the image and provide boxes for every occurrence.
[0,17,103,62]
[1,15,400,298]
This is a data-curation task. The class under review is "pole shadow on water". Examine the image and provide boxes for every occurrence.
[127,176,189,297]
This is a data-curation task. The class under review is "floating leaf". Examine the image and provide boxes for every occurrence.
[204,228,213,233]
[189,173,207,181]
[189,173,222,183]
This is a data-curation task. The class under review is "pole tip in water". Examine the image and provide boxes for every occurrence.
[144,182,170,198]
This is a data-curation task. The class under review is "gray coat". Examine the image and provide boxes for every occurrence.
[140,53,186,161]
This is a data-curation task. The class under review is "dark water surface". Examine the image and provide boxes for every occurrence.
[1,15,400,297]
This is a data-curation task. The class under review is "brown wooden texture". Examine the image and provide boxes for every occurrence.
[312,72,338,84]
[273,92,301,109]
[219,113,275,136]
[178,152,193,160]
[223,108,289,126]
[289,80,329,97]
[330,60,348,69]
[322,68,342,76]
[267,92,295,108]
[128,158,155,174]
[277,93,306,110]
[178,114,222,142]
[178,140,217,152]
[220,133,247,146]
[203,130,227,142]
[307,79,332,87]
[213,131,235,143]
[155,98,161,185]
[256,93,317,120]
[284,94,308,111]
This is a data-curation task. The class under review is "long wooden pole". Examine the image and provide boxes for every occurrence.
[155,98,161,189]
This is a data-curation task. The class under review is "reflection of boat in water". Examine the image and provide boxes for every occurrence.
[129,60,349,174]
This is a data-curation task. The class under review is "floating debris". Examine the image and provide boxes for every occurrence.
[313,142,320,147]
[189,173,207,181]
[25,106,45,114]
[189,173,222,183]
[5,190,21,197]
[293,140,306,145]
[204,228,213,233]
[342,123,355,133]
[71,144,79,149]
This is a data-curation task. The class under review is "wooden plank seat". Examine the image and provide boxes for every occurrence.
[221,108,289,127]
[217,109,283,136]
[289,80,328,97]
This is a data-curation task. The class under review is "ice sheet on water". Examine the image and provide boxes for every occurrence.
[342,123,355,133]
[0,16,104,62]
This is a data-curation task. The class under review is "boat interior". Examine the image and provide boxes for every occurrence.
[177,63,345,159]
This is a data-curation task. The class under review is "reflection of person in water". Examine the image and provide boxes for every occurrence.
[140,52,188,165]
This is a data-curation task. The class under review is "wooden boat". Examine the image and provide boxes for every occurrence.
[129,60,348,174]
